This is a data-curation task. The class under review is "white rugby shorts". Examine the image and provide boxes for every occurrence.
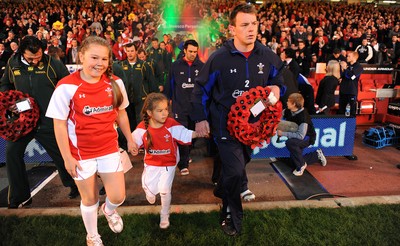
[74,152,123,180]
[141,164,176,196]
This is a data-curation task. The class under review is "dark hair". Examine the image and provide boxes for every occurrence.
[183,39,199,50]
[47,46,61,60]
[79,36,123,108]
[124,42,137,50]
[333,48,341,54]
[137,47,146,55]
[284,48,295,59]
[229,3,257,26]
[18,36,43,54]
[151,37,159,42]
[141,93,168,151]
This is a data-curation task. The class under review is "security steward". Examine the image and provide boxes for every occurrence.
[117,42,157,130]
[0,36,78,208]
[138,47,164,93]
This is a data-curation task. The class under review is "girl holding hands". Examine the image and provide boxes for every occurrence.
[46,36,138,246]
[132,93,199,229]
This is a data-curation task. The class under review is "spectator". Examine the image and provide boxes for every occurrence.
[0,43,12,78]
[296,40,311,77]
[355,38,374,63]
[326,48,346,64]
[339,51,363,117]
[277,93,327,176]
[112,36,127,61]
[268,36,279,53]
[66,39,79,64]
[315,60,341,115]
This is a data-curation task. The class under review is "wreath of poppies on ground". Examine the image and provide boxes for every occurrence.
[0,90,40,141]
[227,86,282,149]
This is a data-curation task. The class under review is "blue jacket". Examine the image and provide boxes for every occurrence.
[165,56,204,117]
[339,61,363,96]
[191,40,284,139]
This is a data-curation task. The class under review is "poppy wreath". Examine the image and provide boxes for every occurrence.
[0,90,40,141]
[227,86,282,149]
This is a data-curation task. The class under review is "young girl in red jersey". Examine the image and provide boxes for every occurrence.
[132,93,198,229]
[46,36,138,246]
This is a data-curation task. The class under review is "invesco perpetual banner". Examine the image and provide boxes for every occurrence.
[252,116,356,158]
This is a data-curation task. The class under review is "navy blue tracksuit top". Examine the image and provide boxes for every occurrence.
[165,56,204,117]
[191,40,285,139]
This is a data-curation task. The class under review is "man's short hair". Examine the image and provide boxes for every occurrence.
[19,36,43,54]
[184,39,199,50]
[124,42,137,50]
[333,48,341,54]
[229,3,257,26]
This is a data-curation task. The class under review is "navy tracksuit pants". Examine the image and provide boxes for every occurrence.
[215,138,252,233]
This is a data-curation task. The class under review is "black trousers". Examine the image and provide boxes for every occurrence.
[215,138,252,233]
[174,114,194,170]
[6,128,75,206]
[285,138,319,169]
[338,94,357,116]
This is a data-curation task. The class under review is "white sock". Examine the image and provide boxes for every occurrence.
[104,196,124,215]
[80,201,99,237]
[160,192,171,215]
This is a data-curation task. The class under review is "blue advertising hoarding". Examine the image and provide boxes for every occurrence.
[0,116,356,163]
[252,116,356,158]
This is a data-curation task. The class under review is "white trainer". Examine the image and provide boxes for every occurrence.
[240,189,256,202]
[293,163,307,176]
[101,203,124,233]
[316,148,327,166]
[86,234,103,246]
[160,214,170,229]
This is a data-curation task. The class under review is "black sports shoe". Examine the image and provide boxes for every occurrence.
[221,215,237,236]
[8,197,32,209]
[213,184,223,199]
[68,185,80,199]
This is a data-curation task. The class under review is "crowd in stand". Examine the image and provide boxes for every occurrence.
[1,0,400,79]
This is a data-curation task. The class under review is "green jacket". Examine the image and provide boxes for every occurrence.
[116,59,157,104]
[0,54,69,130]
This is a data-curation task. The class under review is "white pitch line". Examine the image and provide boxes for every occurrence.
[30,170,58,197]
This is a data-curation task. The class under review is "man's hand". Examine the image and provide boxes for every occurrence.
[195,120,210,138]
[267,85,280,105]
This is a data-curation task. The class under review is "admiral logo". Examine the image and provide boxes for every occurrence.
[83,105,113,115]
[230,69,237,73]
[195,69,199,76]
[182,83,194,89]
[148,149,171,155]
[79,94,85,98]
